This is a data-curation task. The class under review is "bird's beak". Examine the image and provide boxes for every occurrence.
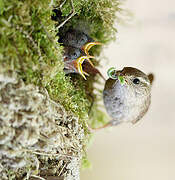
[107,67,126,84]
[83,42,102,56]
[75,56,91,80]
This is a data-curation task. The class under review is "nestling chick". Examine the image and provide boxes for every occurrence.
[58,29,101,56]
[63,46,105,80]
[63,46,93,79]
[59,29,102,79]
[91,67,153,130]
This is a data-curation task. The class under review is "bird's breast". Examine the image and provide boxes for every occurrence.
[103,79,149,123]
[103,80,128,120]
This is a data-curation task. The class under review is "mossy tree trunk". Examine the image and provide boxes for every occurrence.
[0,0,121,179]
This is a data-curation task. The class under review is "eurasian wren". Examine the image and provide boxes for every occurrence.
[102,67,154,128]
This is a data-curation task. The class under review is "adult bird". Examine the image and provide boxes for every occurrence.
[90,67,154,130]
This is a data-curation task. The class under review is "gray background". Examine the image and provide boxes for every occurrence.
[81,0,175,179]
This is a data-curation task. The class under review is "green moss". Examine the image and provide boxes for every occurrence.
[0,0,4,15]
[60,0,120,41]
[81,156,92,169]
[0,0,122,172]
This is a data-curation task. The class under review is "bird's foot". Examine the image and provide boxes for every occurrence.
[87,120,122,133]
[87,122,112,133]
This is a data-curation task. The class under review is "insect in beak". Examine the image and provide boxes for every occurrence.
[107,67,125,84]
[107,67,117,79]
[118,76,125,85]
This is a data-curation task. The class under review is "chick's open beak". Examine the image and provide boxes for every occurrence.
[75,56,91,80]
[76,41,102,80]
[83,42,102,57]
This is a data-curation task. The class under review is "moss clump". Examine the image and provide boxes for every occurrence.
[59,0,120,42]
[0,0,122,178]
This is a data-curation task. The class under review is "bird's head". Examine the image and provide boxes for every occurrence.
[106,67,153,97]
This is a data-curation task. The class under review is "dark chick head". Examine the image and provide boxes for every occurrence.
[63,46,95,79]
[58,29,93,49]
[58,29,102,56]
[103,67,153,125]
[63,46,84,62]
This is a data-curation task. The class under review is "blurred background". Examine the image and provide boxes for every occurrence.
[81,0,175,179]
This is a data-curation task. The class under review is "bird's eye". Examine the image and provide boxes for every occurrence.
[80,37,86,43]
[133,78,140,85]
[107,67,117,79]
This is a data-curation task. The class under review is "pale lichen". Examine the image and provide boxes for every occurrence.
[0,70,84,179]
